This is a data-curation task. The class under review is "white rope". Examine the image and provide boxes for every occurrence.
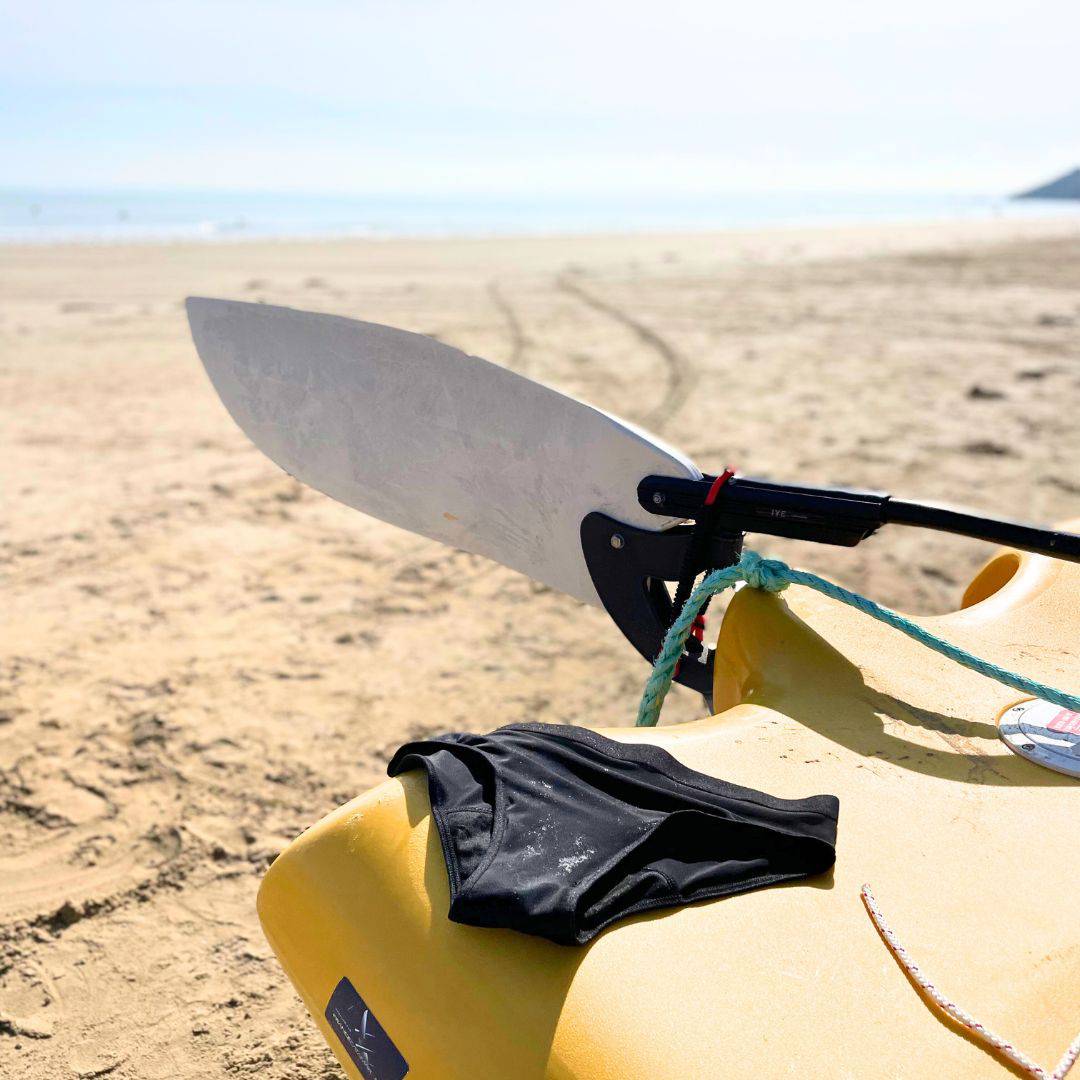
[861,885,1080,1080]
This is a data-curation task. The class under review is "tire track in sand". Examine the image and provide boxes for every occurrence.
[486,280,529,374]
[557,275,697,432]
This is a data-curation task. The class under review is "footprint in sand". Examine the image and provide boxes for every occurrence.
[58,302,109,314]
[961,440,1013,456]
[967,384,1005,400]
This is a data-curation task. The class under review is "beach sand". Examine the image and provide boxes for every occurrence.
[2,216,1079,1078]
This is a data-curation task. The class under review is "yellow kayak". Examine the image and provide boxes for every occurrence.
[257,537,1080,1079]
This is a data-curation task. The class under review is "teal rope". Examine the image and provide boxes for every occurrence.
[636,550,1080,727]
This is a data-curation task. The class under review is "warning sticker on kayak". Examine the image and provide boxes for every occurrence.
[1046,708,1080,735]
[325,977,409,1080]
[998,698,1080,778]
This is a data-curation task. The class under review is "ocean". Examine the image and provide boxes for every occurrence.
[0,187,1075,244]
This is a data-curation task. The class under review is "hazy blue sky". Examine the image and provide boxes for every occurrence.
[3,0,1077,195]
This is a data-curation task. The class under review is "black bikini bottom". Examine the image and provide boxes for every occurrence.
[388,722,838,945]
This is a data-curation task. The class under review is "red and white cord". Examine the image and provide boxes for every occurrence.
[861,885,1080,1080]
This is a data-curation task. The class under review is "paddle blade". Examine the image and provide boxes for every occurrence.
[187,298,699,605]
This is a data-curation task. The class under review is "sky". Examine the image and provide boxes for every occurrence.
[2,0,1078,197]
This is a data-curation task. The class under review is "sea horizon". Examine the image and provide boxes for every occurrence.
[1,185,1076,245]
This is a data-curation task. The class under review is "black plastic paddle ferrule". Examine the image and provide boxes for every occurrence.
[638,474,887,548]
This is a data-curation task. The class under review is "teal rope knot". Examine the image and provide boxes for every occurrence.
[738,550,790,594]
[636,548,1080,728]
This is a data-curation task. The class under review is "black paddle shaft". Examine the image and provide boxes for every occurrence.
[637,474,1080,563]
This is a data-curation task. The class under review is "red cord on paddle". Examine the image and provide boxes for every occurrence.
[704,467,736,508]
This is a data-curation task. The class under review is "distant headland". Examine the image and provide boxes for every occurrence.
[1015,168,1080,200]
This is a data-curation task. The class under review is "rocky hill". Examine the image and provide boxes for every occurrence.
[1015,167,1080,199]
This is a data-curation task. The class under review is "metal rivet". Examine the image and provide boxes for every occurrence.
[610,533,625,550]
[652,492,666,506]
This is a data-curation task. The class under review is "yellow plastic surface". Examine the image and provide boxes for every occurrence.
[258,537,1080,1079]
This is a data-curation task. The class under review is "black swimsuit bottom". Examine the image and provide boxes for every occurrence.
[388,723,838,945]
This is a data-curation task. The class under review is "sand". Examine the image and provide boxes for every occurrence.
[1,216,1079,1078]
